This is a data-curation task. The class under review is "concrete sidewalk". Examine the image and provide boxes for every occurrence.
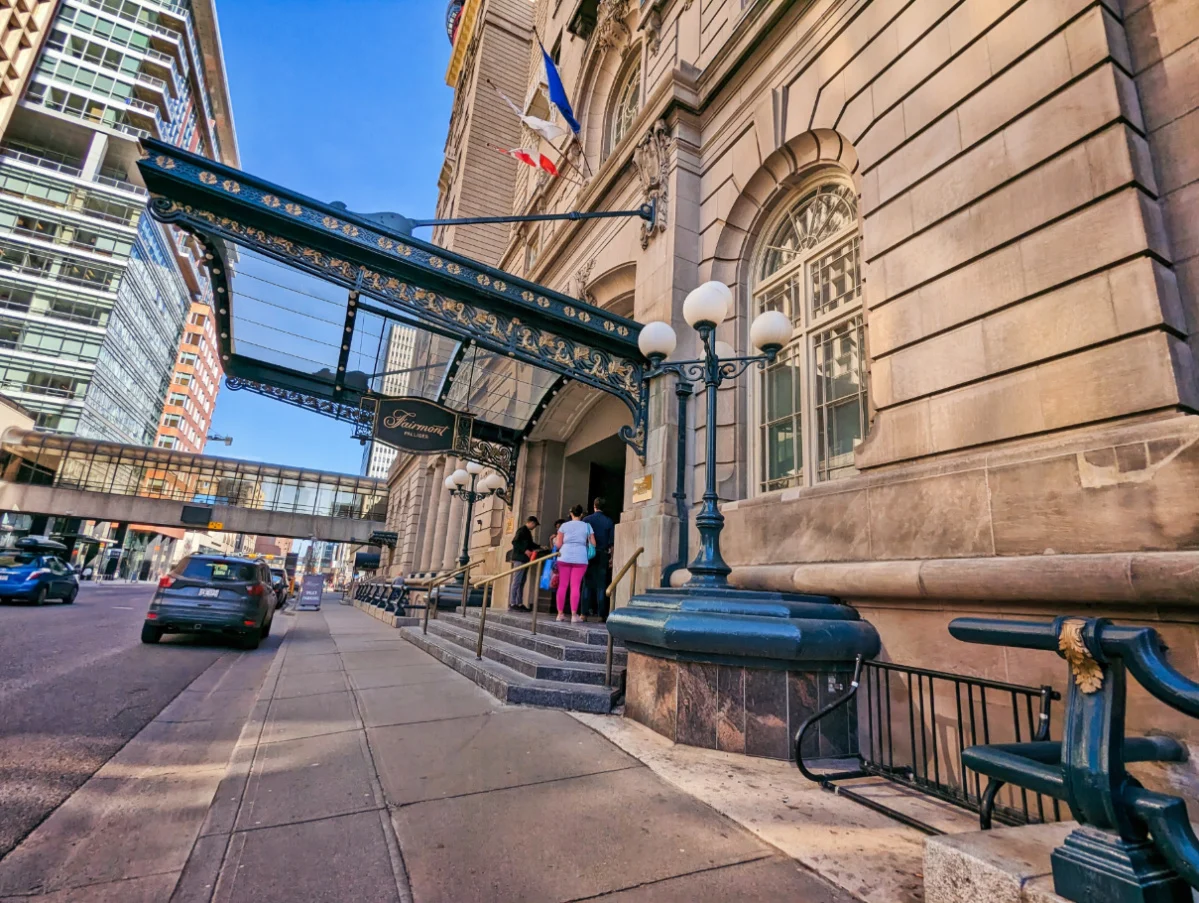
[174,603,854,903]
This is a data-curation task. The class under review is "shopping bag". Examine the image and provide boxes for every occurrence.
[539,558,555,591]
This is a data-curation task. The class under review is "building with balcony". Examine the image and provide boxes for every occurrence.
[0,0,237,442]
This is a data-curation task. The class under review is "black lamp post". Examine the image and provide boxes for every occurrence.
[638,282,792,589]
[444,461,505,584]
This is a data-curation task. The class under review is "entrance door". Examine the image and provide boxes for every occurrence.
[535,434,627,614]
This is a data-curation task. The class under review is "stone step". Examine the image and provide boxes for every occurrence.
[426,619,621,687]
[460,608,619,647]
[400,627,621,714]
[436,612,627,665]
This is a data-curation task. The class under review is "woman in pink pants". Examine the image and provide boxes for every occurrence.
[554,504,595,622]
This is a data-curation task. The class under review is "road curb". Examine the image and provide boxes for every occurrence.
[168,613,297,903]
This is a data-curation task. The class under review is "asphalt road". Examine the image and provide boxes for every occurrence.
[0,583,234,861]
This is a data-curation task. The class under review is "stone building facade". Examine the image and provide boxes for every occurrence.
[386,0,1199,760]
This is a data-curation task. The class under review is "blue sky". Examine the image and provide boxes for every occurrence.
[206,1,453,474]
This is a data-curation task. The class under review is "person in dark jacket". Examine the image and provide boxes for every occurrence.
[581,497,615,620]
[508,516,540,611]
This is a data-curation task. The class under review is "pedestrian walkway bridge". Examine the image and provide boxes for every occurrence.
[0,428,387,542]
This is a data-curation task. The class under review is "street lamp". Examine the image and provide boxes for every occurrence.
[639,281,791,589]
[444,461,506,584]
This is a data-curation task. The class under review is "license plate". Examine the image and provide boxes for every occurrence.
[198,588,219,598]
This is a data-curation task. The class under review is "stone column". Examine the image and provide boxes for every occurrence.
[443,459,467,571]
[429,458,454,571]
[419,458,446,571]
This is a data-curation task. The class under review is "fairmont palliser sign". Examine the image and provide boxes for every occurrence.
[373,397,468,454]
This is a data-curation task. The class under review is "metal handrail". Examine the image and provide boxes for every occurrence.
[472,551,559,644]
[605,547,643,687]
[421,561,474,634]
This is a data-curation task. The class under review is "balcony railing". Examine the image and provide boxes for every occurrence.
[1,143,149,198]
[0,257,121,293]
[0,149,84,179]
[93,173,147,197]
[135,71,168,93]
[25,93,149,140]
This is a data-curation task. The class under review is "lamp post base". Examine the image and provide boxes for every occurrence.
[1051,828,1190,903]
[606,585,878,669]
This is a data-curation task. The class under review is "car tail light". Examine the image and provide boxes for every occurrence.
[247,583,264,597]
[158,576,175,588]
[30,568,50,578]
[146,612,158,620]
[243,619,257,626]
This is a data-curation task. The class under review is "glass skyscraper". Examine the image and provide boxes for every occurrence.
[0,0,237,443]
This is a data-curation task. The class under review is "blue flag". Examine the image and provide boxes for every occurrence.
[541,43,581,134]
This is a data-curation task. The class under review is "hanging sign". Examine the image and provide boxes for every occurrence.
[372,397,470,454]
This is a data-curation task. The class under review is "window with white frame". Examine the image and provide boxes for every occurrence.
[753,181,867,492]
[605,55,641,160]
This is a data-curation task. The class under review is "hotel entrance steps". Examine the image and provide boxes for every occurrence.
[399,609,626,713]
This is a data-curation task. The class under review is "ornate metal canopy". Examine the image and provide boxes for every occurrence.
[136,139,650,472]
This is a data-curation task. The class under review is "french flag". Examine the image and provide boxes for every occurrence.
[540,42,580,134]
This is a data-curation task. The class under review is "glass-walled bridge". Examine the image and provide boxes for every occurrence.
[0,428,388,543]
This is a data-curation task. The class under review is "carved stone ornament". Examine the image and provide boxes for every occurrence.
[1058,618,1104,694]
[642,8,662,56]
[633,119,672,249]
[594,0,631,52]
[573,258,596,304]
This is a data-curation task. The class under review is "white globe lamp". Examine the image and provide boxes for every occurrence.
[683,281,732,329]
[714,340,737,361]
[444,475,457,490]
[451,468,469,487]
[482,472,504,492]
[466,461,484,475]
[638,320,677,363]
[749,310,791,356]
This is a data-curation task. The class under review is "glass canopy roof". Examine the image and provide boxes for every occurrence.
[224,243,560,435]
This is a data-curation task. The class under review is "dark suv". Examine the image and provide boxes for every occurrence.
[142,555,276,649]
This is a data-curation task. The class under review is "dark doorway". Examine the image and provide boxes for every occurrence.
[587,461,624,525]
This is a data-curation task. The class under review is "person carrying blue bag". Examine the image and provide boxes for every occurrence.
[539,518,565,593]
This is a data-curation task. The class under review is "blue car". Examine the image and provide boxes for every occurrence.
[0,537,79,605]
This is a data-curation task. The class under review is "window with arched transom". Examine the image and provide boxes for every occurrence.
[604,55,641,159]
[753,180,867,492]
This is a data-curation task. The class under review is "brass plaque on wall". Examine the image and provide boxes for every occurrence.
[632,474,653,503]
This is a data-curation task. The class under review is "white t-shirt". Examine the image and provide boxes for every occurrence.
[557,520,593,565]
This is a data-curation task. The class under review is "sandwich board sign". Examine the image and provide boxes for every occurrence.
[297,574,324,611]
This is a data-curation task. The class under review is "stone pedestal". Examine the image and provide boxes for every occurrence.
[624,651,858,760]
[608,586,879,758]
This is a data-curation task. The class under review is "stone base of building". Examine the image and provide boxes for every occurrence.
[352,598,421,629]
[623,651,858,760]
[924,822,1077,903]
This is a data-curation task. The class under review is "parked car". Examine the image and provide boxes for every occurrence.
[268,567,289,608]
[0,537,78,605]
[142,555,276,649]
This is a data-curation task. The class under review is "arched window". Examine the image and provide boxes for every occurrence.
[605,56,641,159]
[754,181,866,492]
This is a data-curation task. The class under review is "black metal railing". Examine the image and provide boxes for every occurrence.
[795,655,1062,834]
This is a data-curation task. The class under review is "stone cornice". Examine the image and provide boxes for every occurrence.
[446,0,484,87]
